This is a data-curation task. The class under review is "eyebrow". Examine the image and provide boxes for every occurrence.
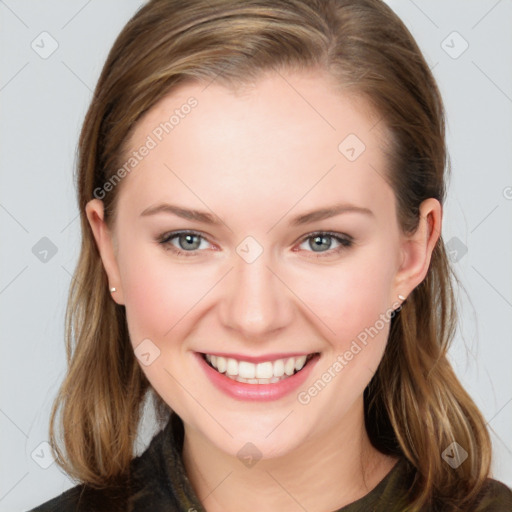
[139,202,374,226]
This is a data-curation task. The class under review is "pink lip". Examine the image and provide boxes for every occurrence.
[199,352,315,363]
[195,352,320,402]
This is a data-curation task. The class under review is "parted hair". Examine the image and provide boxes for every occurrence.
[50,1,492,510]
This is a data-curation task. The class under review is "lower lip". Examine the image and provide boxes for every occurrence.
[195,352,320,401]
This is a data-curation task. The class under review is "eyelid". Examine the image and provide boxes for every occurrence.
[296,230,353,245]
[158,229,214,252]
[295,231,353,258]
[157,230,354,258]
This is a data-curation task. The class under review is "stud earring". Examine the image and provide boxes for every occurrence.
[110,287,117,293]
[398,294,405,301]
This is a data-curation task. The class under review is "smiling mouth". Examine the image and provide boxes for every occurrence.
[201,352,319,384]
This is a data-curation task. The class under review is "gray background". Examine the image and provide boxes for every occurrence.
[1,1,511,510]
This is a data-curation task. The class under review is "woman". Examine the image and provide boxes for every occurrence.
[31,0,512,510]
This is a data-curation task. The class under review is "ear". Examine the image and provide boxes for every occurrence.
[85,199,125,305]
[391,198,442,303]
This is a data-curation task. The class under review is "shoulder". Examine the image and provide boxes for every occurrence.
[386,458,512,512]
[28,484,128,512]
[27,462,160,512]
[28,485,80,512]
[28,424,173,512]
[472,477,512,511]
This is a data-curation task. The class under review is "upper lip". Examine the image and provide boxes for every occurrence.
[198,351,319,363]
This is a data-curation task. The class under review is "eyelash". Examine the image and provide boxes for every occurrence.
[157,230,354,259]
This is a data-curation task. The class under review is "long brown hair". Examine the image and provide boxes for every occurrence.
[49,0,492,509]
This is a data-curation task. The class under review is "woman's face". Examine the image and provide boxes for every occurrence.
[87,70,439,460]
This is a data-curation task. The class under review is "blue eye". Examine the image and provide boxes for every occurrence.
[157,230,353,258]
[297,231,353,258]
[158,231,211,256]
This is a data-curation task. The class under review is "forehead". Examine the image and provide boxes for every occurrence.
[116,70,394,226]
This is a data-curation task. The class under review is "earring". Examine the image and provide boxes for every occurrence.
[110,287,117,293]
[398,294,405,301]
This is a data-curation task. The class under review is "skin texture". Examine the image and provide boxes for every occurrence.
[86,70,441,512]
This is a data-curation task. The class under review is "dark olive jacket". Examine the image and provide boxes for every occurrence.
[30,413,512,512]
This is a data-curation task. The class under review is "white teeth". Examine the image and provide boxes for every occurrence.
[294,355,307,370]
[226,358,238,376]
[238,361,256,379]
[273,359,285,377]
[216,356,227,373]
[256,361,273,379]
[284,357,295,376]
[204,353,313,382]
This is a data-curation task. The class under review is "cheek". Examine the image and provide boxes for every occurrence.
[290,246,396,349]
[119,232,397,357]
[119,244,215,345]
[118,247,211,401]
[292,253,396,412]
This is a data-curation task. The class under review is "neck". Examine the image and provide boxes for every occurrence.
[181,399,397,512]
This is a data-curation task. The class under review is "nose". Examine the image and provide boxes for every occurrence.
[219,247,295,340]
